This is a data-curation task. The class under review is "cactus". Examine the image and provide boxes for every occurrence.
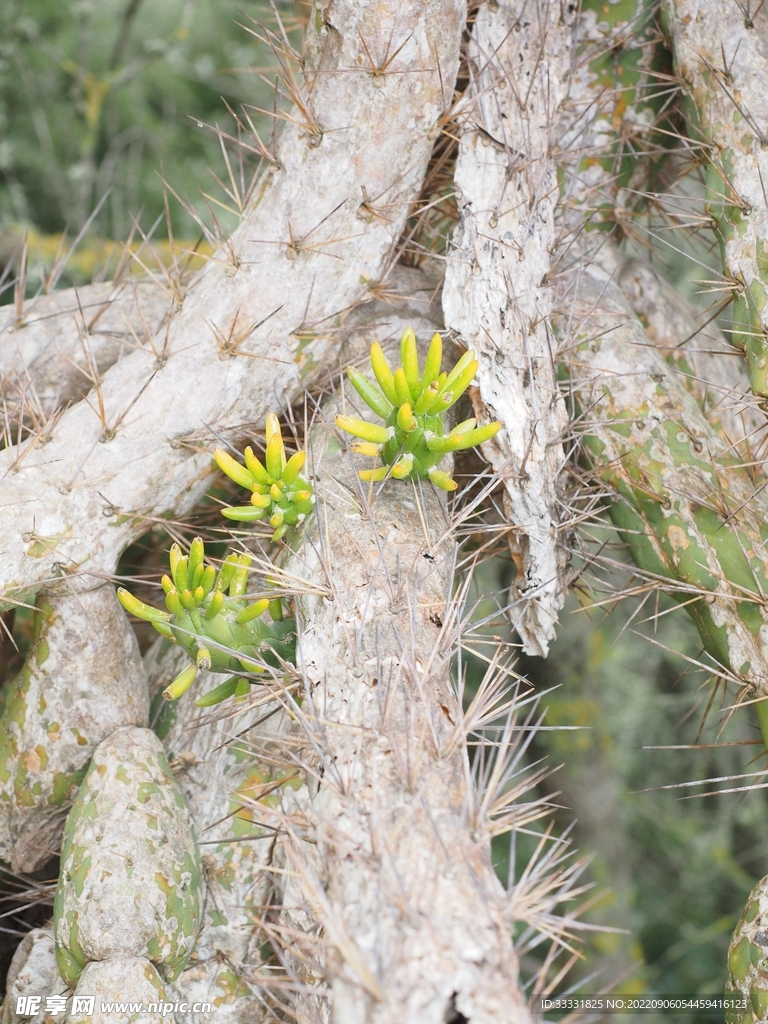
[565,270,768,747]
[560,0,669,244]
[68,960,173,1024]
[54,727,204,987]
[145,638,308,1023]
[666,1,768,397]
[117,537,295,705]
[725,875,768,1024]
[1,928,68,1024]
[213,413,315,542]
[336,327,500,491]
[0,587,148,873]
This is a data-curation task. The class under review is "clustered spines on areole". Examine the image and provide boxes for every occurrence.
[117,537,294,706]
[213,413,315,542]
[335,327,501,491]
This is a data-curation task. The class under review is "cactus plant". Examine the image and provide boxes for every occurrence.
[117,537,295,705]
[336,327,501,491]
[53,727,204,986]
[213,413,315,542]
[9,0,768,1016]
[725,874,768,1024]
[666,2,768,398]
[0,587,148,873]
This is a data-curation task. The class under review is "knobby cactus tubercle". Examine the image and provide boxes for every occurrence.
[336,327,501,491]
[117,537,294,706]
[213,413,314,542]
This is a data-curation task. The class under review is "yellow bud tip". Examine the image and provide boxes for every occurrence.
[162,662,198,701]
[350,441,381,458]
[265,412,280,443]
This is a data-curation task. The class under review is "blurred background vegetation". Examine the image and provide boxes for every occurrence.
[2,0,768,1017]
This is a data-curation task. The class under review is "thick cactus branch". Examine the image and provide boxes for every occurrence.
[0,280,172,421]
[0,0,465,608]
[443,0,572,656]
[145,640,316,1024]
[282,420,532,1022]
[562,264,768,722]
[666,0,768,396]
[617,253,768,471]
[0,586,149,872]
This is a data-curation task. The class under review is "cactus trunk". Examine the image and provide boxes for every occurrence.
[443,0,572,656]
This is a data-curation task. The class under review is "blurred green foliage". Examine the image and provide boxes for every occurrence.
[0,0,280,240]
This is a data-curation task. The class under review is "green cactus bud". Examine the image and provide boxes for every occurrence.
[213,448,254,490]
[336,328,501,490]
[195,676,240,708]
[370,341,398,404]
[421,332,443,391]
[400,327,420,396]
[347,366,392,419]
[215,414,315,541]
[163,663,198,701]
[335,416,392,445]
[116,539,295,703]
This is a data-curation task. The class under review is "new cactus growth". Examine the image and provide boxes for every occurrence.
[335,328,501,491]
[213,413,314,541]
[117,538,294,706]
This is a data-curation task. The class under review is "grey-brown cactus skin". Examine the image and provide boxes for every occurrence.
[145,638,301,1024]
[0,586,149,873]
[0,928,69,1024]
[53,727,203,988]
[725,876,768,1024]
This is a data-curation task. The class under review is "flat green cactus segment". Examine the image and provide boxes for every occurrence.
[726,876,768,1021]
[335,328,500,491]
[214,412,315,541]
[54,726,203,985]
[117,538,296,704]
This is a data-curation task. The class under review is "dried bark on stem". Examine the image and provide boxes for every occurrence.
[443,0,572,656]
[0,0,465,607]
